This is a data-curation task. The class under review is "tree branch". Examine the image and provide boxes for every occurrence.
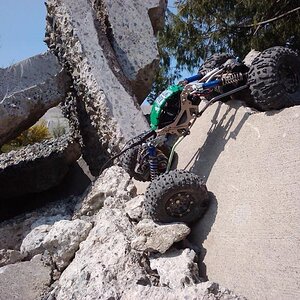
[235,6,300,29]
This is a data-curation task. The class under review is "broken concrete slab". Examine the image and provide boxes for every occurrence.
[104,0,167,101]
[131,219,191,253]
[0,135,80,200]
[0,52,70,146]
[45,0,164,174]
[21,219,92,271]
[150,248,201,289]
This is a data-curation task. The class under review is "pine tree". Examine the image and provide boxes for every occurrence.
[158,0,300,80]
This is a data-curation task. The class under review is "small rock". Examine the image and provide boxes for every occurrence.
[74,166,136,217]
[20,224,52,256]
[150,248,201,288]
[21,219,92,271]
[131,219,191,253]
[125,195,144,221]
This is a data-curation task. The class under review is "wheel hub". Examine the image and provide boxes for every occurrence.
[278,63,299,94]
[165,192,194,217]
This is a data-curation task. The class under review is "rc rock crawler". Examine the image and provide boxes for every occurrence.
[119,46,300,224]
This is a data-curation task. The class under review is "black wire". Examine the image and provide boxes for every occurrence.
[99,130,156,174]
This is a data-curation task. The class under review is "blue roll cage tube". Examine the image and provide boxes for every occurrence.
[184,73,221,89]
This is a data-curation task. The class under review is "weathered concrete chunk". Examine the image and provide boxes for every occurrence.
[74,166,136,217]
[103,0,167,101]
[150,249,201,289]
[125,195,144,222]
[54,208,149,300]
[0,52,70,146]
[21,219,92,271]
[45,0,163,174]
[0,255,51,300]
[0,135,81,199]
[0,197,76,250]
[131,219,191,253]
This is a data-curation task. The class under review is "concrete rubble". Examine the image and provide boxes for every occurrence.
[0,52,70,146]
[0,166,245,300]
[131,219,191,253]
[20,219,92,271]
[73,166,136,217]
[149,248,201,289]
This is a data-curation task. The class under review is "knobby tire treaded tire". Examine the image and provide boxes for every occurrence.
[200,53,234,74]
[119,136,150,182]
[248,46,300,111]
[144,170,209,224]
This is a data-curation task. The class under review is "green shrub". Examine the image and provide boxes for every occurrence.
[1,122,51,153]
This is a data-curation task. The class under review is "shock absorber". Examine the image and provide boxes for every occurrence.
[221,73,244,85]
[148,143,158,180]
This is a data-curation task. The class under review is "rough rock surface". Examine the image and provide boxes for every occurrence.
[0,135,80,200]
[104,0,167,101]
[125,195,144,221]
[0,196,77,250]
[0,52,69,146]
[150,248,201,289]
[0,255,51,300]
[0,166,244,300]
[21,219,92,271]
[174,101,300,299]
[54,208,149,300]
[45,0,165,175]
[131,219,191,253]
[74,166,136,217]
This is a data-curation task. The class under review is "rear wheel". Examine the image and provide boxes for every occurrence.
[248,46,300,111]
[119,137,150,182]
[200,53,234,74]
[144,170,209,223]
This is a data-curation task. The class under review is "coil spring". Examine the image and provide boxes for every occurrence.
[221,73,243,85]
[148,145,158,180]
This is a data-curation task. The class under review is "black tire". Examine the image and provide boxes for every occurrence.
[144,170,209,223]
[200,53,234,74]
[119,137,150,182]
[248,46,300,111]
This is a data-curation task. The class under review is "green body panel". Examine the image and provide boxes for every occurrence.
[150,85,184,130]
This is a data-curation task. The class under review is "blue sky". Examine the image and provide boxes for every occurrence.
[0,0,193,79]
[0,0,47,68]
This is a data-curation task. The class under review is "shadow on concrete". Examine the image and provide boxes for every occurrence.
[0,162,91,222]
[184,101,250,181]
[181,102,251,279]
[184,192,218,280]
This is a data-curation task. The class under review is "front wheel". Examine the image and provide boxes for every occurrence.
[144,170,209,223]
